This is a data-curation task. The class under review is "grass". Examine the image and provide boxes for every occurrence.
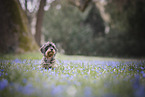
[0,52,145,97]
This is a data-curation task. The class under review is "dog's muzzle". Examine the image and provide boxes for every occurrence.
[45,49,55,57]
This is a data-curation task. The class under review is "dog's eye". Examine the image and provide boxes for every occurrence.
[45,46,49,51]
[52,46,55,48]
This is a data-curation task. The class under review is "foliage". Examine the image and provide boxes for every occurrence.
[43,0,106,55]
[106,0,145,38]
[0,53,145,97]
[42,0,145,57]
[104,0,145,56]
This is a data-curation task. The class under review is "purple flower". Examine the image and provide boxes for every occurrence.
[84,87,92,97]
[0,79,8,90]
[23,78,27,83]
[134,86,145,97]
[140,71,144,74]
[13,59,22,63]
[51,85,64,96]
[142,74,145,78]
[140,67,144,70]
[133,75,140,89]
[22,83,34,95]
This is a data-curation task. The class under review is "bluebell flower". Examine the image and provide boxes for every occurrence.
[121,68,124,71]
[65,74,69,77]
[140,71,144,74]
[134,86,145,97]
[133,75,140,89]
[51,85,64,96]
[13,59,22,63]
[0,79,8,90]
[140,67,144,70]
[1,69,4,72]
[5,73,8,75]
[142,74,145,78]
[22,83,34,95]
[23,78,27,83]
[32,67,35,70]
[84,87,92,97]
[0,72,3,76]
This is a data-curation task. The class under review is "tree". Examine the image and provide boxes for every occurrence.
[85,3,105,37]
[68,0,92,12]
[105,0,145,39]
[35,0,46,46]
[19,0,47,46]
[0,0,38,53]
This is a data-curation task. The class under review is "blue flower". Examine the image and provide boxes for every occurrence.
[140,71,144,74]
[0,79,8,90]
[140,67,144,70]
[23,78,27,83]
[134,86,145,97]
[51,85,64,96]
[142,74,145,78]
[32,67,35,70]
[133,75,140,89]
[13,59,22,63]
[65,74,69,77]
[84,87,92,97]
[22,83,34,95]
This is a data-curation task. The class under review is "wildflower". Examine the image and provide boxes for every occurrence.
[133,75,140,89]
[0,72,3,76]
[84,87,92,97]
[140,67,144,70]
[1,69,4,72]
[32,67,35,70]
[140,71,144,74]
[134,86,145,97]
[13,59,22,63]
[0,79,8,90]
[23,78,27,83]
[5,73,8,75]
[51,85,64,96]
[65,74,69,77]
[22,83,34,95]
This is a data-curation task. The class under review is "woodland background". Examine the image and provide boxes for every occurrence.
[0,0,145,57]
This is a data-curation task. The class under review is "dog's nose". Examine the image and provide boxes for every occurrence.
[51,49,53,51]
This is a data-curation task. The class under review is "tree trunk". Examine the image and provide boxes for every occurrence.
[35,0,46,46]
[0,0,38,53]
[68,0,92,12]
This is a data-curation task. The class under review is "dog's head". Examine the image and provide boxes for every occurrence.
[40,41,57,58]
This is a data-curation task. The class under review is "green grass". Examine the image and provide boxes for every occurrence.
[0,52,145,97]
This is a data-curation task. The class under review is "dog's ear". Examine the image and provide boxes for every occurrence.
[40,44,45,54]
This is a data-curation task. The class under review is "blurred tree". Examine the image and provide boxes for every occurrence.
[106,0,145,39]
[19,0,48,46]
[35,0,46,46]
[68,0,92,12]
[0,0,38,53]
[85,3,105,37]
[105,0,145,56]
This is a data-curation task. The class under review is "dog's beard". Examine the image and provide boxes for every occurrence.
[47,51,54,57]
[45,50,55,58]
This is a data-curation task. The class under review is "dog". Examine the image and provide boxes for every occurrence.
[40,41,57,69]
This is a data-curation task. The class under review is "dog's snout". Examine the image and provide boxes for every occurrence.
[51,48,53,51]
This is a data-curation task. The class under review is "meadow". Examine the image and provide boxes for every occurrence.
[0,52,145,97]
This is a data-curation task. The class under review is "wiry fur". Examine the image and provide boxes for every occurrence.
[40,41,57,69]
